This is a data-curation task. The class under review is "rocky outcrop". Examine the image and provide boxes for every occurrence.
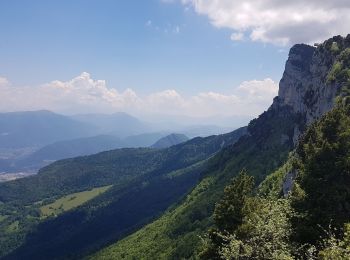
[276,35,350,195]
[282,169,297,197]
[275,35,350,144]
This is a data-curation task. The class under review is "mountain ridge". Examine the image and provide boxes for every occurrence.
[151,133,189,149]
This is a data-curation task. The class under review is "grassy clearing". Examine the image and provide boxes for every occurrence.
[6,221,19,233]
[0,215,8,222]
[40,185,112,218]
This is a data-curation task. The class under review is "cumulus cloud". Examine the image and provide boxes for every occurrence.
[0,73,278,117]
[181,0,350,45]
[230,32,244,41]
[0,77,9,86]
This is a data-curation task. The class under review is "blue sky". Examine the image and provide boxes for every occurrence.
[0,0,286,94]
[0,0,348,119]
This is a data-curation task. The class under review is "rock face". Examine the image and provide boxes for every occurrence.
[274,35,350,144]
[283,169,297,197]
[277,35,350,195]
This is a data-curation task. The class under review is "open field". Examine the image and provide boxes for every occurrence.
[40,185,112,217]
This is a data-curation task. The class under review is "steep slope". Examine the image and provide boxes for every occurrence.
[93,35,350,259]
[198,101,350,259]
[151,133,189,149]
[0,127,247,259]
[292,101,350,245]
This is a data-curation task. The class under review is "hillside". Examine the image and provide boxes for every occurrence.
[0,127,247,258]
[151,133,189,149]
[3,133,173,175]
[193,101,350,259]
[92,35,350,259]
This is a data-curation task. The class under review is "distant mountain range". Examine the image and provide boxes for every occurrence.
[71,112,151,137]
[0,110,237,175]
[0,110,94,149]
[10,133,172,173]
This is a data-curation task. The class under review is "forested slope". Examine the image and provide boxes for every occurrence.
[0,127,246,259]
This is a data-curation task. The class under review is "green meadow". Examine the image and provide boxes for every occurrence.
[40,185,112,217]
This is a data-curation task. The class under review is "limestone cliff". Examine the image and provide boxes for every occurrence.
[275,35,350,195]
[273,34,350,144]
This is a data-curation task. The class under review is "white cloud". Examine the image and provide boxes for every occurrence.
[230,32,244,41]
[0,73,278,118]
[181,0,350,45]
[0,76,9,87]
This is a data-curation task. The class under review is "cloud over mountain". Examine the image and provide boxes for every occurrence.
[0,73,277,117]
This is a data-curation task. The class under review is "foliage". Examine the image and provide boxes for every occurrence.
[200,171,295,260]
[318,224,350,260]
[214,170,254,233]
[220,199,295,260]
[90,176,216,260]
[199,170,254,259]
[291,103,350,244]
[330,42,341,54]
[258,160,293,198]
[327,48,350,84]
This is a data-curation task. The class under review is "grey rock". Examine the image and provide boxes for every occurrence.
[276,35,350,144]
[283,169,297,197]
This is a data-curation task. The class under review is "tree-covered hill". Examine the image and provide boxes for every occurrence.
[0,126,246,259]
[151,133,189,149]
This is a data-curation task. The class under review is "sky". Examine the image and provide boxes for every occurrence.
[0,0,349,121]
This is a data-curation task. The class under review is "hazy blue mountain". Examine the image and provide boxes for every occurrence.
[143,114,251,133]
[14,135,124,172]
[0,110,95,149]
[0,110,239,175]
[123,132,168,147]
[72,112,151,137]
[11,133,172,172]
[0,111,168,174]
[151,133,189,149]
[181,125,234,138]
